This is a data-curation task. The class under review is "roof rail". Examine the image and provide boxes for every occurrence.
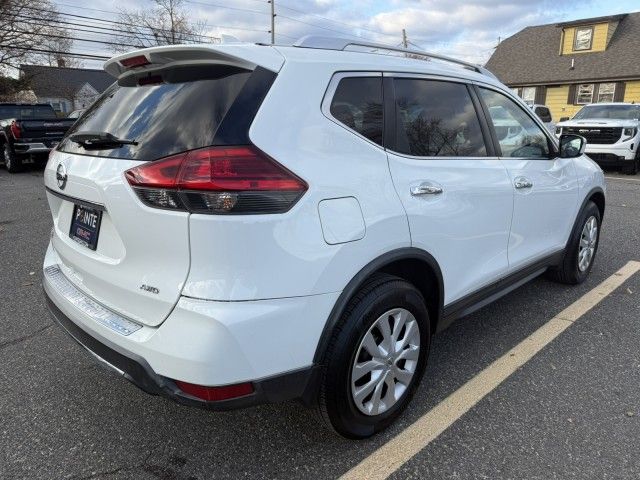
[293,35,497,79]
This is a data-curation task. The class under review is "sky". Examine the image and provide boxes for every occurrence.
[54,0,640,68]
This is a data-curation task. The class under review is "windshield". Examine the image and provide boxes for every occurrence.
[573,104,640,120]
[0,105,57,120]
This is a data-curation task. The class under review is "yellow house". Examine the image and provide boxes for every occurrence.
[486,13,640,121]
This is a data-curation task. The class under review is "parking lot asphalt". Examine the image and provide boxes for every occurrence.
[1,167,639,480]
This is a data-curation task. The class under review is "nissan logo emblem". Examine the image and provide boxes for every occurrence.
[56,163,68,190]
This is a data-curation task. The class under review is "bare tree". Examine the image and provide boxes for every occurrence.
[40,28,84,68]
[110,0,215,53]
[0,0,79,72]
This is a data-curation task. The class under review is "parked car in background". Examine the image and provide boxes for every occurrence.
[67,109,85,119]
[555,103,640,175]
[43,38,605,439]
[0,103,75,173]
[530,104,555,133]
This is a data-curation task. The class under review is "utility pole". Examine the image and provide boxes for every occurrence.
[270,0,275,44]
[402,29,408,49]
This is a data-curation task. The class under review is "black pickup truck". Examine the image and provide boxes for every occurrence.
[0,103,76,173]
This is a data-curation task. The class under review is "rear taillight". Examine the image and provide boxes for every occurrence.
[10,121,21,139]
[125,146,307,214]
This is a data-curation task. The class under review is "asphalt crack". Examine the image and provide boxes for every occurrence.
[0,324,53,350]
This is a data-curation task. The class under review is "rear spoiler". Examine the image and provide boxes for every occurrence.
[104,44,284,81]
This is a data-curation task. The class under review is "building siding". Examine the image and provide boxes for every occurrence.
[538,80,640,121]
[545,85,582,120]
[561,22,608,55]
[624,80,640,103]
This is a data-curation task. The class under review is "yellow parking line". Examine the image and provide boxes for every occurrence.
[341,261,640,480]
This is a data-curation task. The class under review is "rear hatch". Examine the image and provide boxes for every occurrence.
[20,118,75,145]
[44,45,283,327]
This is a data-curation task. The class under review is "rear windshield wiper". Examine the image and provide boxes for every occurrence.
[69,131,138,150]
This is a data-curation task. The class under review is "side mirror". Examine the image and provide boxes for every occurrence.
[559,134,586,158]
[559,116,570,122]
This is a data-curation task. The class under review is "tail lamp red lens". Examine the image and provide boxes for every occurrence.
[10,121,21,139]
[120,55,151,68]
[175,380,254,402]
[125,146,307,214]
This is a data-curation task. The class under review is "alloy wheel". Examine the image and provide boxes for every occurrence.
[578,216,598,272]
[351,308,420,416]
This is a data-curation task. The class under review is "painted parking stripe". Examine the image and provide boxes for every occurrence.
[341,261,640,480]
[605,176,640,183]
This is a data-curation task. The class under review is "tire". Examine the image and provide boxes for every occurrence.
[315,273,431,438]
[4,143,22,173]
[624,151,640,175]
[547,201,601,285]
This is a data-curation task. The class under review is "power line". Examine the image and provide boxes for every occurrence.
[9,28,144,50]
[14,14,211,44]
[0,44,110,60]
[276,13,377,42]
[276,2,397,40]
[183,0,270,16]
[21,4,218,42]
[17,19,173,43]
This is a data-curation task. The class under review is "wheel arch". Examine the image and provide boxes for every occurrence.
[565,186,605,250]
[312,247,444,365]
[588,188,605,220]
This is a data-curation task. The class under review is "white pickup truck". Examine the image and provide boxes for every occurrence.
[555,103,640,175]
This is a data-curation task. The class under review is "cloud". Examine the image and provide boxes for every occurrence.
[57,0,637,66]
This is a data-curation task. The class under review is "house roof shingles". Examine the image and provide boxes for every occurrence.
[485,12,640,86]
[20,65,113,98]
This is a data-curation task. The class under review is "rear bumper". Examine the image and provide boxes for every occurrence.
[42,242,335,409]
[44,287,318,410]
[13,142,52,155]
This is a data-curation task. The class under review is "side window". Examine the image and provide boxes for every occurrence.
[330,76,383,146]
[480,88,550,159]
[392,79,486,157]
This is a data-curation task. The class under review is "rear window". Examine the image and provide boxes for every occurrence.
[59,66,252,161]
[0,105,57,120]
[329,77,383,146]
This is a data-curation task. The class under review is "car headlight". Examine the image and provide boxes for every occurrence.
[622,127,637,139]
[555,127,562,135]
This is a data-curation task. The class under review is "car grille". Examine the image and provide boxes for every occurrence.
[564,127,622,144]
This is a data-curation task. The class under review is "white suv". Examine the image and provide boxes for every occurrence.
[555,103,640,175]
[43,37,606,438]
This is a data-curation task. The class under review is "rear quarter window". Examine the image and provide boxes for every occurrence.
[59,65,252,161]
[329,76,383,146]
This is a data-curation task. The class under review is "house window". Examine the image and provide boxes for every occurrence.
[597,83,616,103]
[521,87,536,105]
[574,27,593,51]
[576,84,594,104]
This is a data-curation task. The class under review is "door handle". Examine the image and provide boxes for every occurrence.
[411,182,443,196]
[514,177,533,189]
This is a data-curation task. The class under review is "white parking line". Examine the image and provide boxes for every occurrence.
[605,176,640,183]
[341,261,640,480]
